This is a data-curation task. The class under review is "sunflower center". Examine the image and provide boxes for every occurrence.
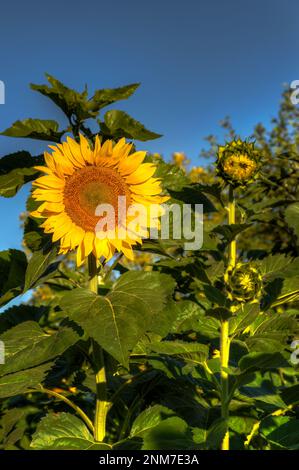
[223,154,256,181]
[63,166,131,231]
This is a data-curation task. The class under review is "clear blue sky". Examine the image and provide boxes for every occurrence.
[0,0,299,251]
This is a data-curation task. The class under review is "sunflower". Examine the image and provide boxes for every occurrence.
[31,135,167,265]
[224,262,262,302]
[216,139,260,187]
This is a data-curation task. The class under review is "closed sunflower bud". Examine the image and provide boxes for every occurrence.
[217,139,259,187]
[225,262,262,302]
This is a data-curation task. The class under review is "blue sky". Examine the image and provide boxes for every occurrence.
[0,0,299,252]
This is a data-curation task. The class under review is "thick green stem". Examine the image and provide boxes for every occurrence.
[220,186,236,450]
[88,254,110,442]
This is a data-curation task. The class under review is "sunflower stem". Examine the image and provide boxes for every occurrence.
[220,185,236,450]
[88,253,110,442]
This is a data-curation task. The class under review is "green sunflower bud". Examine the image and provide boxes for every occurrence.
[225,262,262,302]
[216,139,259,187]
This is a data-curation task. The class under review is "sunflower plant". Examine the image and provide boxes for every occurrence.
[0,76,298,451]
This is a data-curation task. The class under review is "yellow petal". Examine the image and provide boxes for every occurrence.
[34,165,53,175]
[66,136,85,166]
[79,133,94,164]
[130,178,162,196]
[83,231,95,258]
[44,152,57,172]
[32,190,63,203]
[33,175,65,189]
[61,140,83,168]
[68,225,85,249]
[131,194,169,205]
[118,151,146,176]
[121,242,135,260]
[125,163,156,184]
[52,217,73,242]
[76,242,85,266]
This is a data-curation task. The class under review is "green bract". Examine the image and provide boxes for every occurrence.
[225,262,262,302]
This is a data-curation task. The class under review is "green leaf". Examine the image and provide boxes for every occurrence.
[281,384,299,406]
[31,74,90,120]
[229,303,260,335]
[23,215,51,252]
[0,408,27,447]
[140,416,194,450]
[203,284,230,308]
[0,249,27,307]
[262,276,299,309]
[1,119,64,142]
[228,416,257,435]
[102,110,162,141]
[148,301,180,337]
[31,412,110,450]
[285,202,299,239]
[149,157,189,191]
[90,83,140,111]
[61,271,175,367]
[0,151,42,197]
[245,314,297,353]
[257,254,293,277]
[170,300,205,333]
[211,223,251,243]
[239,374,287,408]
[206,419,228,450]
[24,245,59,292]
[0,304,43,334]
[146,340,209,360]
[271,277,299,307]
[0,321,80,376]
[168,185,216,213]
[130,405,174,438]
[238,352,289,373]
[260,417,299,449]
[0,363,52,398]
[170,300,220,339]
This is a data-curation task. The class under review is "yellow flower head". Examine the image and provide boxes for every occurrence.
[172,152,187,168]
[189,166,206,182]
[217,139,259,187]
[31,135,168,266]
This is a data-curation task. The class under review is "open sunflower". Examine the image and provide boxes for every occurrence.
[31,135,167,265]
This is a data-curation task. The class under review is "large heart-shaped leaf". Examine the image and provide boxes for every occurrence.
[61,271,175,367]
